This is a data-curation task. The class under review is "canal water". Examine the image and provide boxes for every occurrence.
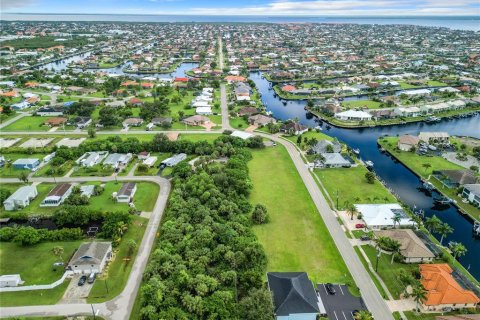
[250,71,480,280]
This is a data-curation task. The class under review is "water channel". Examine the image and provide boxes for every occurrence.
[250,71,480,281]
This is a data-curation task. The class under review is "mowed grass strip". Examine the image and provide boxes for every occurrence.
[249,147,352,284]
[0,280,70,307]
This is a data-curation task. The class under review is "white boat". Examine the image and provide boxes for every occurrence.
[365,160,374,167]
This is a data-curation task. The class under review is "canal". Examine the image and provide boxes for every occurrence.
[250,71,480,281]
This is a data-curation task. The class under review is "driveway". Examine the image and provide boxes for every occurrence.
[60,275,94,304]
[317,283,368,320]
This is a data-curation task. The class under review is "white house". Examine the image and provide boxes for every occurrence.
[355,203,412,229]
[0,275,23,288]
[76,151,109,167]
[195,106,212,115]
[143,156,158,167]
[3,186,38,211]
[231,130,253,140]
[116,182,137,203]
[394,106,421,117]
[334,110,372,121]
[40,183,73,207]
[161,153,187,167]
[103,153,132,168]
[462,184,480,207]
[68,242,112,274]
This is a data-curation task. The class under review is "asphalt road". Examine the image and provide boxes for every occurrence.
[0,175,171,320]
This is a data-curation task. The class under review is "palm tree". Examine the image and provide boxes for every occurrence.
[422,163,432,173]
[392,213,401,229]
[373,196,380,203]
[347,203,358,220]
[390,240,402,264]
[410,215,423,229]
[411,283,427,312]
[383,196,389,203]
[450,242,467,260]
[354,310,373,320]
[398,269,415,297]
[424,215,442,233]
[437,222,453,245]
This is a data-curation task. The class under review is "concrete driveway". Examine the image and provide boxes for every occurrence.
[317,283,368,320]
[61,275,94,304]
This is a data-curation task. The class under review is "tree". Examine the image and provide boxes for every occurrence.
[52,246,64,262]
[450,242,467,260]
[422,163,432,173]
[354,310,374,320]
[14,227,42,246]
[437,222,453,245]
[411,283,427,312]
[389,240,401,264]
[18,171,29,184]
[425,215,442,233]
[238,288,274,320]
[410,215,423,229]
[252,204,269,224]
[365,171,375,184]
[392,213,401,229]
[296,135,302,146]
[88,127,96,138]
[346,203,358,220]
[127,239,137,256]
[398,269,415,297]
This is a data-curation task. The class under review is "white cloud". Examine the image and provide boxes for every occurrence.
[1,0,36,10]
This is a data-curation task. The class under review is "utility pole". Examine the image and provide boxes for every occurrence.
[375,248,381,272]
[336,189,339,209]
[91,304,96,320]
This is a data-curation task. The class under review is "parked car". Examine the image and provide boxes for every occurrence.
[87,272,96,284]
[360,235,370,241]
[351,310,359,317]
[355,223,365,229]
[325,283,336,295]
[78,275,87,286]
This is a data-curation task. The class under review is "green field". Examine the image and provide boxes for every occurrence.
[177,133,222,143]
[0,280,70,307]
[314,165,397,210]
[2,116,53,132]
[88,216,147,303]
[284,130,334,151]
[249,147,357,290]
[342,100,382,109]
[353,247,388,299]
[0,241,83,285]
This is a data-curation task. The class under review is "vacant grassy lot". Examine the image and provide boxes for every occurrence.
[379,137,480,221]
[342,100,382,109]
[177,133,221,143]
[249,147,356,288]
[0,280,70,307]
[88,216,147,303]
[314,165,397,210]
[2,116,53,132]
[0,240,83,285]
[283,130,334,151]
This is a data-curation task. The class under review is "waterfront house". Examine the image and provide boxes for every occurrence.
[462,184,480,207]
[334,110,372,121]
[116,182,137,203]
[280,122,308,136]
[248,114,276,126]
[68,242,112,274]
[40,183,73,207]
[374,229,435,263]
[419,132,450,143]
[267,272,320,320]
[3,185,38,211]
[420,264,480,311]
[398,135,420,151]
[317,153,351,168]
[432,170,478,189]
[310,140,342,154]
[355,203,412,230]
[394,106,421,117]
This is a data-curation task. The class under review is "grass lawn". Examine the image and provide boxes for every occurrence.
[230,116,249,129]
[88,216,148,303]
[0,280,70,307]
[118,160,138,177]
[34,160,75,178]
[379,137,480,221]
[362,245,419,299]
[177,133,221,143]
[0,183,58,217]
[426,80,447,87]
[398,82,419,89]
[2,116,51,132]
[283,130,334,151]
[71,165,114,177]
[342,100,382,109]
[353,246,388,299]
[249,147,357,291]
[314,165,397,210]
[134,153,170,176]
[0,153,48,178]
[0,241,83,285]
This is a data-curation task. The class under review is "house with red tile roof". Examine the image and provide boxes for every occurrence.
[174,77,189,83]
[224,75,246,83]
[420,264,479,311]
[281,85,296,92]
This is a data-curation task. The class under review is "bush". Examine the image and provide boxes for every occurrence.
[251,204,269,224]
[0,188,12,202]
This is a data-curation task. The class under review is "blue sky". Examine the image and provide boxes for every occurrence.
[2,0,480,16]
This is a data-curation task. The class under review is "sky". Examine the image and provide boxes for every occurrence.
[2,0,480,16]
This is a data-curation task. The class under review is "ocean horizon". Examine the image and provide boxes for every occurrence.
[2,13,479,31]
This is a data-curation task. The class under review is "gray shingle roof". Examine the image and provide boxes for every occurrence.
[69,242,112,266]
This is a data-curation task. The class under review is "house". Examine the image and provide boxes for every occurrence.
[374,229,435,263]
[143,156,158,167]
[3,186,38,211]
[224,75,246,83]
[420,264,480,311]
[196,106,212,115]
[317,153,351,168]
[280,122,308,136]
[398,135,420,151]
[182,115,210,126]
[68,242,112,274]
[123,117,144,127]
[76,151,108,167]
[75,116,92,129]
[116,182,137,203]
[0,275,22,288]
[161,153,187,167]
[11,101,30,110]
[79,185,95,198]
[310,140,341,154]
[248,114,276,126]
[36,106,63,116]
[44,117,67,127]
[267,272,320,320]
[151,117,172,127]
[462,184,480,207]
[419,132,450,143]
[334,110,372,121]
[12,158,40,170]
[238,106,258,116]
[433,170,478,188]
[394,106,421,117]
[103,153,132,168]
[355,203,412,229]
[231,130,254,140]
[40,183,73,207]
[137,151,150,160]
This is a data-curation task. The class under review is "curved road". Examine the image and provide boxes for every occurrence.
[0,175,171,320]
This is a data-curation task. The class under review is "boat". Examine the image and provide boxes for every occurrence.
[423,181,434,190]
[352,148,360,155]
[365,160,374,168]
[473,221,480,237]
[434,196,454,205]
[314,126,322,131]
[425,116,440,123]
